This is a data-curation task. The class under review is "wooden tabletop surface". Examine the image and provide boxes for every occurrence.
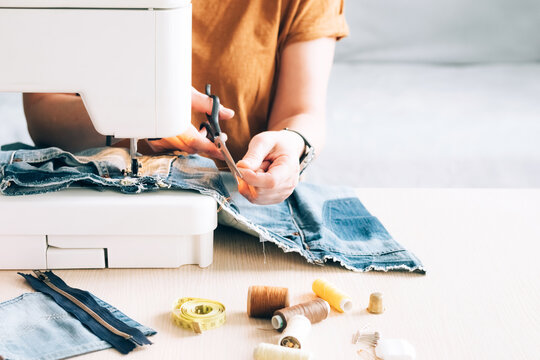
[1,189,539,360]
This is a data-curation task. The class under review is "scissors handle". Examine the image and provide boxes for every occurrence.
[201,84,222,142]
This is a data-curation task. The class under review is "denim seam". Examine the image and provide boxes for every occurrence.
[17,151,63,163]
[2,174,163,192]
[22,150,87,166]
[309,245,405,256]
[1,172,163,195]
[2,173,112,188]
[286,197,311,253]
[0,293,27,307]
[39,151,75,164]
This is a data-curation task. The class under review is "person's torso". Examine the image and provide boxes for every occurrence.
[192,0,292,162]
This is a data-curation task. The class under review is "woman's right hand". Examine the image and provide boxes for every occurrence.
[146,87,235,159]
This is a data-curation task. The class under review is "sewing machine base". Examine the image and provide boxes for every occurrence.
[0,189,217,269]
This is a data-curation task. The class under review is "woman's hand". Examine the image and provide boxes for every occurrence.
[147,87,234,158]
[237,130,305,205]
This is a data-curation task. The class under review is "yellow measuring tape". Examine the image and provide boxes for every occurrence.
[171,297,226,334]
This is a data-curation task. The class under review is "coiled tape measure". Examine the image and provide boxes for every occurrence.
[171,297,226,334]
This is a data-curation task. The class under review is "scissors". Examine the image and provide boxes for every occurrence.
[200,84,245,182]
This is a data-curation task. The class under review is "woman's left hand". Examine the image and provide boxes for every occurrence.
[237,130,305,205]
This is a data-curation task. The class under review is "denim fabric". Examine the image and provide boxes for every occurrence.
[0,147,173,195]
[19,271,152,354]
[0,292,155,360]
[218,174,424,272]
[0,146,425,273]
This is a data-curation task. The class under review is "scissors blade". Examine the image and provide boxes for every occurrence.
[214,135,244,181]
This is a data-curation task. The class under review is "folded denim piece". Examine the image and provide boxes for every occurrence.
[0,292,156,360]
[0,146,425,273]
[19,271,152,355]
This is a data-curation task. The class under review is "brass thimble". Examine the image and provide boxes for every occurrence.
[367,292,384,314]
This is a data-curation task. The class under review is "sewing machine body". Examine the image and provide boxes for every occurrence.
[0,189,216,269]
[0,1,219,269]
[0,0,191,138]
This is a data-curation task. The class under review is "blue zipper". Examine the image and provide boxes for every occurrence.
[19,270,152,354]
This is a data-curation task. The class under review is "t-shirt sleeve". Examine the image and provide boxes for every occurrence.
[283,0,349,47]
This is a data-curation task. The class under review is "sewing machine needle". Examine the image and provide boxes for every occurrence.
[129,138,139,176]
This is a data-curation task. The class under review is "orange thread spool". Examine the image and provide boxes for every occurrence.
[247,286,290,318]
[272,298,330,331]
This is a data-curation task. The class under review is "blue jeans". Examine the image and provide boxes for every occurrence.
[0,146,425,273]
[0,292,155,360]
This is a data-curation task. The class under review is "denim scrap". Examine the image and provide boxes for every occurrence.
[0,146,425,273]
[0,292,155,360]
[19,271,153,355]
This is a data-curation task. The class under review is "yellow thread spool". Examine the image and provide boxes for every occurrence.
[312,278,353,313]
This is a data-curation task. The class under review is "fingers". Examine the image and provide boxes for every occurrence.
[146,125,224,160]
[183,126,224,159]
[191,87,235,119]
[239,156,297,186]
[219,132,228,143]
[238,178,258,199]
[259,160,271,173]
[235,132,303,204]
[238,168,276,188]
[237,134,276,171]
[238,155,299,205]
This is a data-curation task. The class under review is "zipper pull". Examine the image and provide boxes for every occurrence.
[33,270,50,282]
[127,336,141,346]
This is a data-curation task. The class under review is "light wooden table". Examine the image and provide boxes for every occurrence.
[1,189,539,360]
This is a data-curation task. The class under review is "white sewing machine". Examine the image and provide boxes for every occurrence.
[0,0,218,269]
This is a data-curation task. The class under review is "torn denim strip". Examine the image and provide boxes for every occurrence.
[0,146,425,273]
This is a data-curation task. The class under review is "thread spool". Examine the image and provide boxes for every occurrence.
[272,298,330,331]
[247,285,289,318]
[312,278,353,313]
[253,343,313,360]
[279,315,311,349]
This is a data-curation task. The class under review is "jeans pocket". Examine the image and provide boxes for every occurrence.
[309,197,404,255]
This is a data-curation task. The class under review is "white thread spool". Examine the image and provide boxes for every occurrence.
[254,343,313,360]
[279,315,312,349]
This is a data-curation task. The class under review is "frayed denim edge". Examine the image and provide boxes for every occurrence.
[195,188,426,272]
[320,254,426,273]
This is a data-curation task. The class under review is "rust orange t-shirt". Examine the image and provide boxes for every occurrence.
[192,0,349,164]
